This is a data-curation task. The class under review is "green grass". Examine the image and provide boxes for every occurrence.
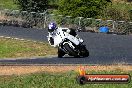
[0,38,57,58]
[0,0,18,10]
[0,70,131,88]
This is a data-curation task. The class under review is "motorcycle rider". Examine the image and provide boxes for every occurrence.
[47,22,89,58]
[47,22,77,47]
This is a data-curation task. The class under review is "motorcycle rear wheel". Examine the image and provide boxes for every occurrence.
[79,45,89,57]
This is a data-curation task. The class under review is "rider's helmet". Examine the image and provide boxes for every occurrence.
[48,22,57,32]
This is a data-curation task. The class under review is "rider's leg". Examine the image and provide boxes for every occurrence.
[69,28,77,37]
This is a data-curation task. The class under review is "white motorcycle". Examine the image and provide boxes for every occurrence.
[48,28,89,58]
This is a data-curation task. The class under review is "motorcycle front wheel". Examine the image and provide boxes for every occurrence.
[63,43,78,57]
[58,48,65,58]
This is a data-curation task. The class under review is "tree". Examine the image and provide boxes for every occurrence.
[57,0,109,18]
[16,0,48,12]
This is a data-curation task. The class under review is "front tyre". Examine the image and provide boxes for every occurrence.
[58,48,65,58]
[64,43,78,57]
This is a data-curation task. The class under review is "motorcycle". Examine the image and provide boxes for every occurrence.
[47,27,89,58]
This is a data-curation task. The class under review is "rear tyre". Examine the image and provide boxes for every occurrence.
[64,43,78,57]
[58,48,65,58]
[83,50,89,57]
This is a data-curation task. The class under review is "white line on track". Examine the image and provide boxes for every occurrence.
[14,38,19,40]
[5,37,11,39]
[0,36,4,37]
[0,36,45,44]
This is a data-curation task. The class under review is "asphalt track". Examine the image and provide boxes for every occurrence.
[0,26,132,65]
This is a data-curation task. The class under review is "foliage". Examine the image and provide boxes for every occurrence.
[100,3,132,21]
[57,0,109,18]
[15,0,48,12]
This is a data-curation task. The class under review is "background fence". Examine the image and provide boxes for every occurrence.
[0,8,132,35]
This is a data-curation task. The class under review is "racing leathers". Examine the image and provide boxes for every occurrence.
[48,27,77,47]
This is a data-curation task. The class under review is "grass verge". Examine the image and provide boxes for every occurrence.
[0,69,131,88]
[0,38,57,59]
